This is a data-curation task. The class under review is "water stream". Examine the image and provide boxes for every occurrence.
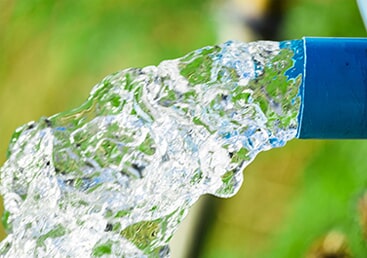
[0,39,303,257]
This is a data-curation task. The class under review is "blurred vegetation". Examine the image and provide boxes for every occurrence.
[1,0,367,257]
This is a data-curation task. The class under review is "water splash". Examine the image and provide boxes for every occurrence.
[0,40,303,257]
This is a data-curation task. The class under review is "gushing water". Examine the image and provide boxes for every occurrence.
[0,40,303,257]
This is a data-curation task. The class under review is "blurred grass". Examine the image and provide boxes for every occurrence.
[261,141,367,257]
[1,0,367,257]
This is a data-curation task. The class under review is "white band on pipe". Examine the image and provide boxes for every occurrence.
[357,0,367,30]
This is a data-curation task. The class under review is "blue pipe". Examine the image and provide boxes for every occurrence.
[296,37,367,139]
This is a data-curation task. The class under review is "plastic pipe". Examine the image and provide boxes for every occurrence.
[296,37,367,139]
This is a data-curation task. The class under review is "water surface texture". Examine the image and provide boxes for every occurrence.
[0,40,303,257]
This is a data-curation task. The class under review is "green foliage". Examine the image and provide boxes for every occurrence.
[180,47,221,85]
[259,142,367,257]
[216,171,236,196]
[1,211,10,232]
[120,220,160,253]
[138,135,156,156]
[36,224,67,248]
[92,241,112,257]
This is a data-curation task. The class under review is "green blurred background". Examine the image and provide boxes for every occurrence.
[1,0,367,257]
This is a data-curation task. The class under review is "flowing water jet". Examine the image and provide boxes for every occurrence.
[0,38,307,257]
